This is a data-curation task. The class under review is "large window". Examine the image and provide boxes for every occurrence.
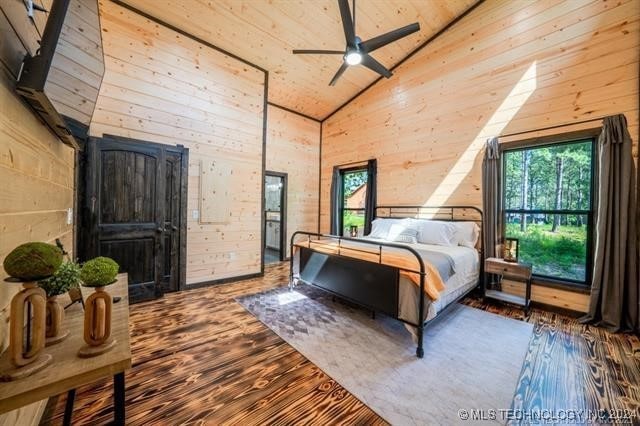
[502,139,595,284]
[340,168,368,236]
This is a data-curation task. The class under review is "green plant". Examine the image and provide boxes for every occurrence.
[342,210,365,228]
[38,261,81,297]
[3,242,63,280]
[80,257,119,287]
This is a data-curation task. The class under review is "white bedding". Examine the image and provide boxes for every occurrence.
[371,240,480,323]
[416,243,480,320]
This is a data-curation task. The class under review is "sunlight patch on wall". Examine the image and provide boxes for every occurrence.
[424,61,538,206]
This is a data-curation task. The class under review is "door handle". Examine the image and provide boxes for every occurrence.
[171,226,178,231]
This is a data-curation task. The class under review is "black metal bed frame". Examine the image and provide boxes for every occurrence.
[289,205,483,358]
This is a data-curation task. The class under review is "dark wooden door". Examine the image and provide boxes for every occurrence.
[82,136,187,303]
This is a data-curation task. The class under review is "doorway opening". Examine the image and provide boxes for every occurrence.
[264,171,287,264]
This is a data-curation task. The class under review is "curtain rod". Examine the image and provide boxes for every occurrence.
[499,116,607,139]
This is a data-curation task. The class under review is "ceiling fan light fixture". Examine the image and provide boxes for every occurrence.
[345,51,362,65]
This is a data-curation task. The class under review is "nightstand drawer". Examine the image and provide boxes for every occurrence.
[485,259,532,280]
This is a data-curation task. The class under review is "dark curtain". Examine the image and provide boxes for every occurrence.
[482,137,502,260]
[364,159,377,235]
[329,166,342,235]
[581,114,638,333]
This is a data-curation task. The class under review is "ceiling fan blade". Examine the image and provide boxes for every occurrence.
[337,0,356,48]
[329,62,349,86]
[360,22,420,53]
[361,54,392,78]
[292,49,345,54]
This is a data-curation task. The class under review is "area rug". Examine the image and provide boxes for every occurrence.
[237,284,533,425]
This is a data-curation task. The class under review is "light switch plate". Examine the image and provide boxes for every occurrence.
[192,210,199,220]
[66,208,73,225]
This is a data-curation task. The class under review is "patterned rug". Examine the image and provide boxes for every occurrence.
[237,284,533,425]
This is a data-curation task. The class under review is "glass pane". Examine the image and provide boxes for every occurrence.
[342,170,368,206]
[265,175,282,211]
[343,209,365,237]
[504,140,592,211]
[504,214,588,282]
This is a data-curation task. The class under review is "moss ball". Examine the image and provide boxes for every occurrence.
[80,257,119,287]
[3,242,63,281]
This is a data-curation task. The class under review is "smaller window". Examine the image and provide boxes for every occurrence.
[502,138,595,285]
[340,168,368,236]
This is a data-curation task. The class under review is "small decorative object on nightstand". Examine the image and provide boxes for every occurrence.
[503,238,519,262]
[484,257,532,314]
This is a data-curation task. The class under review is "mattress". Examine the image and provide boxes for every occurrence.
[392,241,480,324]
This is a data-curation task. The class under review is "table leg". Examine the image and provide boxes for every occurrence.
[114,372,125,425]
[63,389,76,426]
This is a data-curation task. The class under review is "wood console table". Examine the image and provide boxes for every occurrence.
[0,274,132,425]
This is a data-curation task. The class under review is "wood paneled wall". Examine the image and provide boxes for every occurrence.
[320,0,639,309]
[0,1,50,75]
[90,1,266,285]
[46,0,105,126]
[0,3,75,422]
[266,105,320,257]
[118,0,477,120]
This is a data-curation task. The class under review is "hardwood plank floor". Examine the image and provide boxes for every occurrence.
[463,299,640,424]
[42,263,386,425]
[41,263,640,425]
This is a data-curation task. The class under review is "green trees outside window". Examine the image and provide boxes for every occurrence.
[503,139,594,283]
[341,169,368,236]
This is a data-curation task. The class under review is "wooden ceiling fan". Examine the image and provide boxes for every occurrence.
[293,0,420,86]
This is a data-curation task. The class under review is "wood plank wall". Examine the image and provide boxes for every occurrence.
[265,105,320,257]
[46,0,105,126]
[0,2,74,422]
[90,1,266,285]
[320,0,639,311]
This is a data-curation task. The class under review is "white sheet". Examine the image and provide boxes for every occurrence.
[388,241,480,323]
[419,243,480,320]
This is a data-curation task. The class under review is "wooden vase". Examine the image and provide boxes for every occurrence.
[78,286,116,357]
[45,296,69,346]
[3,282,53,381]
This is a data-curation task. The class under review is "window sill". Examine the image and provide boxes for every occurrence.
[531,276,591,294]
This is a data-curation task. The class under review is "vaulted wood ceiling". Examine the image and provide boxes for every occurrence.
[118,0,478,120]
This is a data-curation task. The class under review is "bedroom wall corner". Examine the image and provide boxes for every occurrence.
[266,105,321,258]
[90,1,266,285]
[319,0,639,310]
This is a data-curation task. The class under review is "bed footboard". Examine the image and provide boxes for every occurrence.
[298,246,400,317]
[290,231,427,358]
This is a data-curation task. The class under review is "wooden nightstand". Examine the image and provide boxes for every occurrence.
[484,257,532,313]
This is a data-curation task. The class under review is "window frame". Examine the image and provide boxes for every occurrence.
[500,136,597,287]
[338,166,368,237]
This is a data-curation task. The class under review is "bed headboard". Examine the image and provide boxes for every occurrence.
[374,205,484,253]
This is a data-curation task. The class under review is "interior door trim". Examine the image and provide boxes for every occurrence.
[265,170,288,262]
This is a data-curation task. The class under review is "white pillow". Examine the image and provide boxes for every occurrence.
[367,218,405,239]
[413,219,456,246]
[451,222,480,248]
[387,223,418,244]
